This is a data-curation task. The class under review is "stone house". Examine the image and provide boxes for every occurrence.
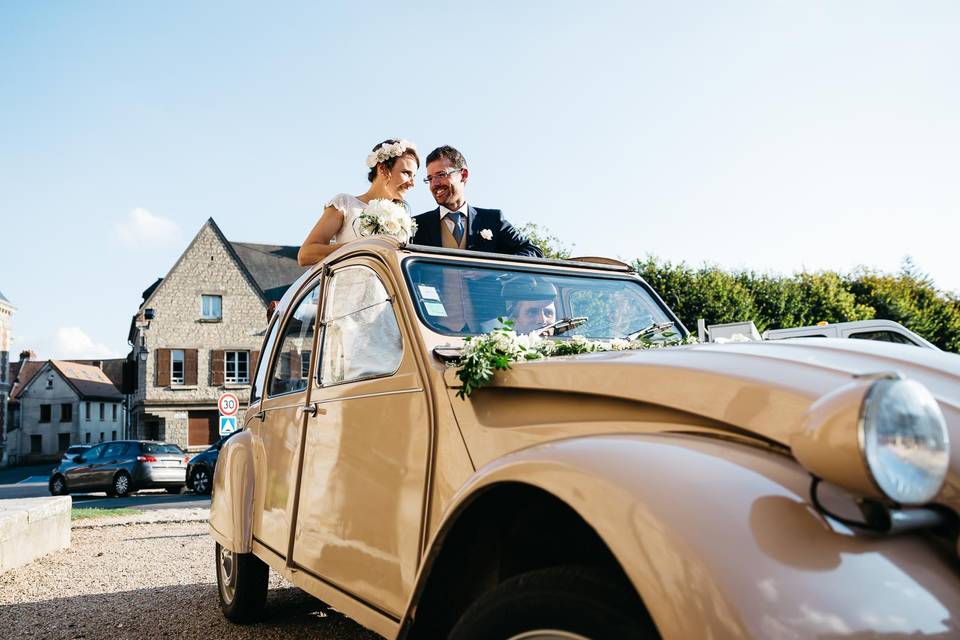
[7,359,125,464]
[127,218,303,450]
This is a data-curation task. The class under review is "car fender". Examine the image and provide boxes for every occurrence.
[409,432,960,639]
[208,430,255,553]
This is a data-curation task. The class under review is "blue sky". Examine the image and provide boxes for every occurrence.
[2,1,959,359]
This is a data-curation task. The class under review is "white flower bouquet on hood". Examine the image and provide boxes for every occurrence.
[355,199,418,243]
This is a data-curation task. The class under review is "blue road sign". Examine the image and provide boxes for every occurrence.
[219,415,238,436]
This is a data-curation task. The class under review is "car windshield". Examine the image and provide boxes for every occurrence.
[140,443,185,454]
[404,260,678,339]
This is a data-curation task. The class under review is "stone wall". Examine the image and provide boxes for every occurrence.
[13,365,79,459]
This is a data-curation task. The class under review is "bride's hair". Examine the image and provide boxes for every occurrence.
[367,139,420,183]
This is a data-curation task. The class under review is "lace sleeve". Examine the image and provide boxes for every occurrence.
[324,193,356,215]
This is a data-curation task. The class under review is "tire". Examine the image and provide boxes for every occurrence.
[448,566,656,640]
[109,472,131,498]
[49,475,68,496]
[216,542,268,623]
[191,466,212,495]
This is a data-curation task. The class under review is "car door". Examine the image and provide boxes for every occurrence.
[249,277,323,558]
[90,442,127,488]
[291,260,431,618]
[66,443,106,489]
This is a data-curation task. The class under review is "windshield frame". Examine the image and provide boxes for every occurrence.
[401,256,687,339]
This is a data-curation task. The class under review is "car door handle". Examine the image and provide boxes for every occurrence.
[297,402,325,418]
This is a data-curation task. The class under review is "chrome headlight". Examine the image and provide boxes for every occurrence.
[793,377,950,506]
[861,379,949,505]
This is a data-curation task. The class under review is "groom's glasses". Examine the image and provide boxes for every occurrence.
[422,168,463,185]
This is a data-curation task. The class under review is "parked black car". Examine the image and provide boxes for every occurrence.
[48,440,188,497]
[186,431,240,495]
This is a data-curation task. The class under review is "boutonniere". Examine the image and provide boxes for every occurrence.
[480,228,494,240]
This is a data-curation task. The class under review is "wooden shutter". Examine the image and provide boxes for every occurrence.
[251,351,260,375]
[156,349,171,387]
[185,349,198,385]
[211,350,225,385]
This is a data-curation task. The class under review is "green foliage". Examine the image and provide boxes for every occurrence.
[634,256,960,352]
[517,223,574,260]
[71,507,142,521]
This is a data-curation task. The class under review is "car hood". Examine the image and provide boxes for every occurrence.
[469,337,960,509]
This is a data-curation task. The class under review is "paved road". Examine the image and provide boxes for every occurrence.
[0,481,210,509]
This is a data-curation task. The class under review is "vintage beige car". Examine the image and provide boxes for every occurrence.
[209,237,960,639]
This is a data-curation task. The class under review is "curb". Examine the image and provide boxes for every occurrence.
[72,509,211,529]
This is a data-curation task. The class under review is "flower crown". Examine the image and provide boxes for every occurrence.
[365,139,417,169]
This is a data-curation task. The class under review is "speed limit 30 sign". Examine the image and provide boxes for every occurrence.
[218,392,240,417]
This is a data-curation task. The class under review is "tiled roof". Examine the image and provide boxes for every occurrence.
[9,361,44,400]
[67,358,125,390]
[50,360,123,400]
[230,242,306,302]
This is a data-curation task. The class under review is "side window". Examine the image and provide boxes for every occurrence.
[850,330,916,346]
[250,317,281,404]
[321,266,403,385]
[102,443,125,459]
[268,284,321,397]
[84,444,106,460]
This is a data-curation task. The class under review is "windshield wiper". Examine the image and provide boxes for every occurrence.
[535,316,589,338]
[622,321,676,341]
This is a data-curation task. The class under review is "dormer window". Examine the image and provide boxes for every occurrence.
[201,295,222,321]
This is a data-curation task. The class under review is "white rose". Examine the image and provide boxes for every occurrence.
[480,228,493,240]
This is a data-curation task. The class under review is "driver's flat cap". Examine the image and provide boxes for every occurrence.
[501,275,558,302]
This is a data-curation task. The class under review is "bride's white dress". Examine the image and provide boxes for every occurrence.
[326,193,367,244]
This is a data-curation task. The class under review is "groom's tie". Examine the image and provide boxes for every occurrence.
[451,212,465,245]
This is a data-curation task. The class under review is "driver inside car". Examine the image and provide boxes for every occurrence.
[482,275,558,334]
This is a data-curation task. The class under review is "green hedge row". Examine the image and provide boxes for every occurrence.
[634,257,960,353]
[517,225,960,352]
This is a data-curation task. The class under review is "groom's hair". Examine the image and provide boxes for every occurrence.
[426,145,467,169]
[367,139,421,183]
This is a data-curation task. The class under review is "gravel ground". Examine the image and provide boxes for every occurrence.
[0,519,383,640]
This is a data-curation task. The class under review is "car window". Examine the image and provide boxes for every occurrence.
[269,284,321,397]
[83,444,106,460]
[250,315,281,404]
[102,443,127,459]
[140,443,185,454]
[849,330,917,345]
[404,260,677,339]
[320,266,403,385]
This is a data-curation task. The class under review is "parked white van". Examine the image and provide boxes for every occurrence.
[763,319,939,350]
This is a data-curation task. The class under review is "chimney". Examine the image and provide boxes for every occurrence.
[19,350,35,361]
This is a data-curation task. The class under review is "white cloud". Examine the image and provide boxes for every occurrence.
[54,327,119,359]
[114,207,181,249]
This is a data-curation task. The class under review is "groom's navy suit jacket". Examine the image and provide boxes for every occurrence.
[411,206,543,258]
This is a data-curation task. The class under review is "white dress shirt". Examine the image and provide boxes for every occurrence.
[440,203,469,233]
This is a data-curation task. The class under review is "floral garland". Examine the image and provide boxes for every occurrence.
[365,139,417,168]
[356,199,418,242]
[454,319,697,398]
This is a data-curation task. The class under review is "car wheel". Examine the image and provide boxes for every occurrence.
[49,475,68,496]
[448,566,656,640]
[216,542,268,623]
[109,472,131,498]
[191,466,212,495]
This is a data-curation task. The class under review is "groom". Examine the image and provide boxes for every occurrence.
[411,146,543,257]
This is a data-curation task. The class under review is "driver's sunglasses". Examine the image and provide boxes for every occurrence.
[422,168,463,185]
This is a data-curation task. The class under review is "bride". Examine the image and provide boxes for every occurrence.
[297,139,420,267]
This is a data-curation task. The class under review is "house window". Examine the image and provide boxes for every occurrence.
[99,402,105,421]
[171,350,185,384]
[58,433,71,451]
[100,432,104,442]
[225,351,250,384]
[85,401,91,421]
[61,403,73,422]
[30,435,42,454]
[112,404,118,421]
[85,433,91,443]
[40,404,51,423]
[112,430,117,440]
[201,295,223,320]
